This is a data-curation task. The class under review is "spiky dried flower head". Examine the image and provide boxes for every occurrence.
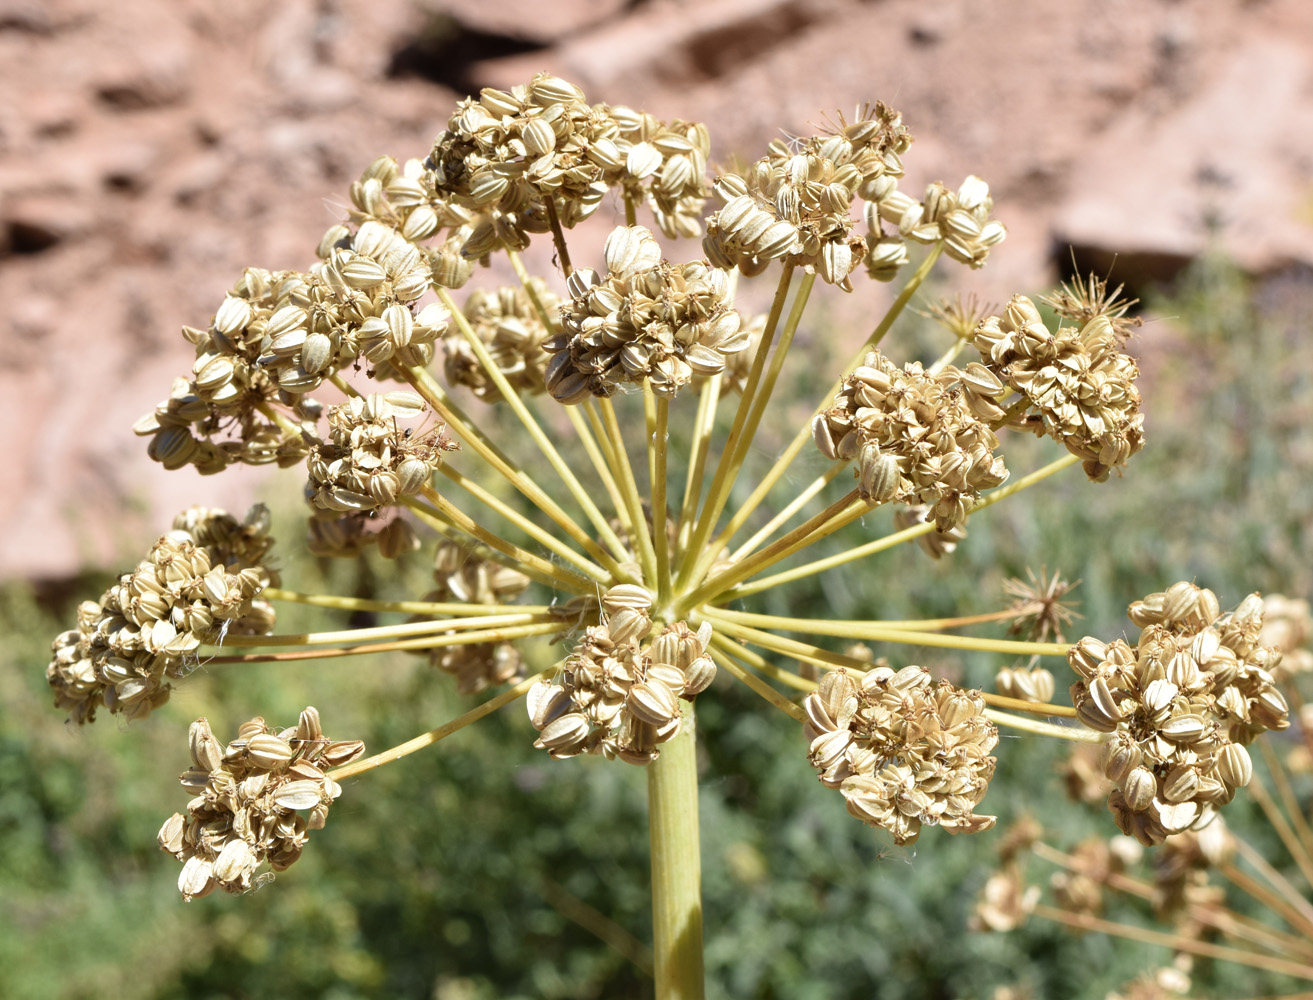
[923,293,997,342]
[1040,271,1142,342]
[47,506,278,725]
[442,279,560,402]
[1004,568,1080,643]
[528,588,715,764]
[1068,583,1288,844]
[704,104,911,288]
[158,708,364,900]
[974,294,1145,481]
[421,542,532,694]
[804,665,998,845]
[812,350,1009,531]
[306,392,455,513]
[544,225,749,401]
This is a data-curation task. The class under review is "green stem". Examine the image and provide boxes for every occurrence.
[405,494,592,595]
[403,364,617,567]
[706,637,805,721]
[328,671,546,781]
[205,622,562,662]
[648,715,705,1000]
[688,270,817,583]
[726,454,1082,599]
[676,374,721,555]
[261,587,550,617]
[704,607,1070,657]
[984,709,1102,743]
[599,396,659,586]
[729,463,846,562]
[676,263,796,592]
[438,287,633,566]
[216,612,554,647]
[710,244,943,549]
[652,393,672,609]
[436,465,612,583]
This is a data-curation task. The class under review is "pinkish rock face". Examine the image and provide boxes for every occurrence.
[3,0,1313,580]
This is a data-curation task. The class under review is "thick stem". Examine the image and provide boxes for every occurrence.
[648,716,705,1000]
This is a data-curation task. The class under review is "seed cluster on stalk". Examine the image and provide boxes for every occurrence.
[1069,582,1289,844]
[546,225,749,401]
[813,350,1010,530]
[804,665,999,845]
[158,708,364,900]
[528,586,716,764]
[47,506,278,725]
[421,542,531,694]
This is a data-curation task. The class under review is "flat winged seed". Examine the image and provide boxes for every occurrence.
[626,142,663,179]
[340,256,388,289]
[189,719,223,771]
[602,584,653,613]
[809,728,853,770]
[1123,766,1157,811]
[274,779,325,811]
[213,838,257,883]
[1088,676,1123,725]
[157,812,186,854]
[1160,714,1207,743]
[682,655,716,696]
[245,734,295,769]
[647,663,687,692]
[320,740,366,766]
[527,680,570,730]
[1217,742,1253,787]
[536,712,590,751]
[627,681,680,726]
[178,855,215,901]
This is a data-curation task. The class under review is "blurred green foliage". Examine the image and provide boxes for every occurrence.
[3,254,1310,999]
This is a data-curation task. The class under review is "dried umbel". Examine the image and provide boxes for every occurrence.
[306,392,454,513]
[47,505,278,725]
[423,542,531,694]
[704,103,912,288]
[803,665,999,844]
[869,175,1007,269]
[545,225,749,400]
[425,73,626,258]
[1069,583,1288,844]
[610,105,711,239]
[443,280,560,401]
[974,294,1145,481]
[813,350,1009,531]
[158,708,364,900]
[528,591,715,764]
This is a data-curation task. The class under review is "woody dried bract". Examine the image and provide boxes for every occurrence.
[39,68,1303,998]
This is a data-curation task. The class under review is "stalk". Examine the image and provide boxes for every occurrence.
[648,715,705,1000]
[676,373,722,556]
[544,197,574,275]
[686,271,816,584]
[403,364,620,567]
[262,588,551,616]
[652,393,672,607]
[439,287,633,565]
[726,454,1081,600]
[329,671,546,781]
[204,622,562,663]
[677,262,796,591]
[711,244,943,546]
[437,464,612,582]
[599,396,659,586]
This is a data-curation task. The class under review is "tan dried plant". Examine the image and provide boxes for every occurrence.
[42,72,1298,998]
